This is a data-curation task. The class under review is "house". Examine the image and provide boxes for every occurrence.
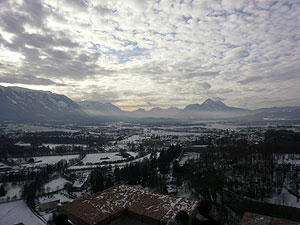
[71,172,90,191]
[39,196,60,211]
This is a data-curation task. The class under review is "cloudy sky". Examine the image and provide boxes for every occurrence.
[0,0,299,110]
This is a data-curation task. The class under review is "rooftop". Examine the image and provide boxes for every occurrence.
[60,184,199,225]
[240,212,300,225]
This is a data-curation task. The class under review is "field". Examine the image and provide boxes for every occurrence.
[0,200,46,225]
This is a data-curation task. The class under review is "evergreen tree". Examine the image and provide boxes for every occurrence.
[0,185,5,197]
[90,169,104,193]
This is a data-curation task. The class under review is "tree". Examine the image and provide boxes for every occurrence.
[0,185,5,197]
[90,169,104,193]
[196,170,224,204]
[173,160,181,176]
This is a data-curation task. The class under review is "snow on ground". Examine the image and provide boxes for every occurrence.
[127,151,138,158]
[122,135,145,144]
[278,159,300,166]
[41,143,87,149]
[19,155,79,165]
[43,177,70,193]
[7,124,79,133]
[0,182,22,201]
[179,152,200,166]
[53,193,74,203]
[265,187,300,208]
[68,153,160,170]
[15,142,31,146]
[40,211,54,222]
[12,155,79,166]
[150,129,202,137]
[132,152,161,163]
[68,165,99,170]
[82,152,125,164]
[0,200,46,225]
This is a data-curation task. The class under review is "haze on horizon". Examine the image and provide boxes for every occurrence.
[0,0,299,111]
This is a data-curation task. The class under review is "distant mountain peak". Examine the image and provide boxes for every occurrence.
[77,101,122,112]
[184,99,233,111]
[201,98,227,106]
[149,107,163,112]
[135,108,146,112]
[202,98,214,104]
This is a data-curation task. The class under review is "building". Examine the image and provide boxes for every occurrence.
[39,196,60,211]
[240,212,299,225]
[60,184,199,225]
[71,172,90,191]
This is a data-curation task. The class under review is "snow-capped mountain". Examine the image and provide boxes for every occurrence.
[1,85,299,121]
[149,107,163,113]
[0,86,83,121]
[77,101,122,113]
[184,98,247,112]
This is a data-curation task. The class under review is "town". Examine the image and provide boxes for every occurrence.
[0,120,300,224]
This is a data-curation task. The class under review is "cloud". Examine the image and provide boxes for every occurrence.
[184,71,220,79]
[224,47,249,62]
[0,74,64,86]
[238,76,264,85]
[198,82,212,89]
[0,0,299,109]
[147,101,153,106]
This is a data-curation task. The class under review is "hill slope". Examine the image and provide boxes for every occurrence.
[0,86,83,121]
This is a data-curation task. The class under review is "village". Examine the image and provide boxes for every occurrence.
[0,121,300,224]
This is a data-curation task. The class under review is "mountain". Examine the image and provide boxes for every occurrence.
[0,85,299,122]
[77,101,122,113]
[242,106,300,120]
[256,106,300,113]
[149,107,163,113]
[184,98,247,112]
[0,86,83,121]
[132,108,146,113]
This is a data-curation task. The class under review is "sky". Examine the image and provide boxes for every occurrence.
[0,0,299,111]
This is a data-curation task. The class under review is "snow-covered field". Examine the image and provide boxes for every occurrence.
[122,135,145,144]
[68,152,159,170]
[7,124,79,133]
[0,200,46,225]
[82,151,138,164]
[151,130,202,137]
[43,177,70,193]
[12,155,79,166]
[82,153,123,164]
[41,143,87,149]
[18,155,79,165]
[0,182,22,201]
[179,152,200,166]
[128,151,138,158]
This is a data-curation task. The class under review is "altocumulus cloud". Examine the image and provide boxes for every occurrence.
[0,0,299,109]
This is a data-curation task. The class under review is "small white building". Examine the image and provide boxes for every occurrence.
[39,196,60,211]
[72,172,90,191]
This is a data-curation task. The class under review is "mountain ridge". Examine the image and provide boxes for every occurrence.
[183,98,248,112]
[0,85,84,121]
[0,85,299,121]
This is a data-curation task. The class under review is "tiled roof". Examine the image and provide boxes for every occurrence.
[240,212,300,225]
[60,185,198,225]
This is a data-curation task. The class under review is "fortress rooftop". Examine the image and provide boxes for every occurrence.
[60,185,199,225]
